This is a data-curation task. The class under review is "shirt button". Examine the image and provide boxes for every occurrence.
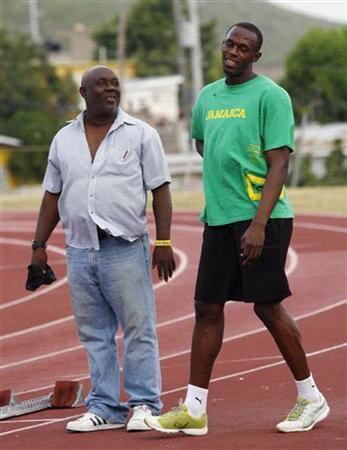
[91,211,94,214]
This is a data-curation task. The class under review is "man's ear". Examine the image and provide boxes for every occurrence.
[79,86,86,99]
[253,51,262,63]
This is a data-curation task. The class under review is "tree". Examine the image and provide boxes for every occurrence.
[0,29,78,182]
[92,0,218,78]
[282,27,347,123]
[288,154,319,187]
[322,139,347,186]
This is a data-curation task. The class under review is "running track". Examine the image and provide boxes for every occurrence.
[1,211,346,450]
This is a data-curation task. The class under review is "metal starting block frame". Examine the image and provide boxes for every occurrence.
[0,381,84,420]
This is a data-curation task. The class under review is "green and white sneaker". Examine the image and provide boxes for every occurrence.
[144,401,208,436]
[276,394,330,432]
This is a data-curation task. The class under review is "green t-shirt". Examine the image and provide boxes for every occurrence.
[192,75,295,225]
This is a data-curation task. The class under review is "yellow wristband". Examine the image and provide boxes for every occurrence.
[155,240,172,247]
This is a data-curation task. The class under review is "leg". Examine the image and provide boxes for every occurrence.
[258,302,331,433]
[66,246,127,424]
[190,301,225,388]
[253,301,310,380]
[145,225,233,434]
[144,301,224,435]
[99,235,161,414]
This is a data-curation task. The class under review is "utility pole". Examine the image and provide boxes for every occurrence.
[172,0,203,154]
[116,9,128,82]
[188,0,203,102]
[173,0,190,121]
[28,0,41,44]
[291,110,309,187]
[176,0,203,107]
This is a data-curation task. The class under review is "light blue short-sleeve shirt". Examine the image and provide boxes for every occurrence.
[43,108,171,250]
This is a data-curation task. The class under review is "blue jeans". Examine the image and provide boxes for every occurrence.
[66,234,162,424]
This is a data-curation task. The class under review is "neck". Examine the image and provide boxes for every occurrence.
[225,70,257,86]
[84,110,117,127]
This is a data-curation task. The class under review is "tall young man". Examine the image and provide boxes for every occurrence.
[145,23,329,435]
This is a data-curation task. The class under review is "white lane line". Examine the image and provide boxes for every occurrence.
[1,342,345,437]
[2,219,346,234]
[1,419,69,423]
[3,258,314,371]
[1,227,64,234]
[5,297,346,385]
[0,221,343,376]
[286,247,298,277]
[163,342,347,396]
[1,316,75,341]
[0,224,298,340]
[0,413,82,436]
[0,345,84,369]
[296,222,347,233]
[0,236,188,313]
[0,239,67,310]
[296,212,347,219]
[1,311,197,342]
[159,298,347,363]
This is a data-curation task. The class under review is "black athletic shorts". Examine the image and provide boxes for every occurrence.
[194,218,293,304]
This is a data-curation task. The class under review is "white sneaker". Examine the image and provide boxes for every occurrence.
[127,405,153,431]
[276,394,330,432]
[66,412,125,432]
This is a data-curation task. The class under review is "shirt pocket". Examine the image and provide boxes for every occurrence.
[108,147,139,175]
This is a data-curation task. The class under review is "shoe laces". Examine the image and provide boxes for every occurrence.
[75,412,98,422]
[132,404,151,415]
[287,398,311,421]
[161,399,186,418]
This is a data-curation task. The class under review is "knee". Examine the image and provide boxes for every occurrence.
[253,302,278,323]
[194,301,224,324]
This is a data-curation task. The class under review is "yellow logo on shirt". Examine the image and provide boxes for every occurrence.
[245,172,285,201]
[205,108,246,120]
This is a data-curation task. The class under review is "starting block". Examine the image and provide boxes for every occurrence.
[0,380,84,420]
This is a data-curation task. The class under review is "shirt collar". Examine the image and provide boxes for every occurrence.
[74,107,136,132]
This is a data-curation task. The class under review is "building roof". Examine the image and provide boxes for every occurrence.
[296,123,347,142]
[0,135,22,148]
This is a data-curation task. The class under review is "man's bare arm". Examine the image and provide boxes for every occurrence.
[196,139,204,157]
[241,147,290,266]
[151,183,176,282]
[31,191,60,266]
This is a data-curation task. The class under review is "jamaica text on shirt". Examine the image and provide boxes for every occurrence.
[205,108,246,120]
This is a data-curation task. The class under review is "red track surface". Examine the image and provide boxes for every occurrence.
[1,211,346,450]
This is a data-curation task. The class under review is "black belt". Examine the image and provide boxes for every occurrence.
[97,226,109,240]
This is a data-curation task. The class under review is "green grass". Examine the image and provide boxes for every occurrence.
[1,185,346,215]
[173,186,347,215]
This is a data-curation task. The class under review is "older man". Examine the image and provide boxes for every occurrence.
[29,66,176,432]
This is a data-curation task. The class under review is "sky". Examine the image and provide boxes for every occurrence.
[268,0,347,24]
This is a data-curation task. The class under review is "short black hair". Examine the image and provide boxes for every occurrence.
[225,22,263,51]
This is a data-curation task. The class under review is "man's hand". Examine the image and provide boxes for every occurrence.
[152,246,176,282]
[26,263,57,291]
[240,222,266,266]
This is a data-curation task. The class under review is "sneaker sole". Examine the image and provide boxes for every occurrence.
[66,423,125,432]
[146,422,208,436]
[127,423,152,432]
[276,404,330,433]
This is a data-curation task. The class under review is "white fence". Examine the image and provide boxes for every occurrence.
[166,153,202,177]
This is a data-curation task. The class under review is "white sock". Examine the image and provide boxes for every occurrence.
[295,373,321,402]
[184,384,208,418]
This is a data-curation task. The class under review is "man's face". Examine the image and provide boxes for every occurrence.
[221,26,261,78]
[80,67,121,116]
